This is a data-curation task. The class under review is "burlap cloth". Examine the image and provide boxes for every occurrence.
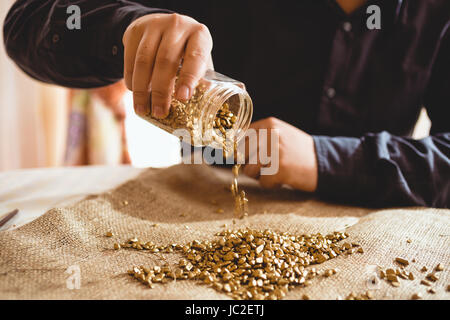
[0,164,449,299]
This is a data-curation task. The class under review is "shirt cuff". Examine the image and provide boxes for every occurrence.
[312,135,376,203]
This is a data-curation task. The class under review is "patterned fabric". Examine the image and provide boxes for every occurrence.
[64,82,130,166]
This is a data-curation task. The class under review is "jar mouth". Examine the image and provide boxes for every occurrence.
[200,84,253,150]
[231,89,253,145]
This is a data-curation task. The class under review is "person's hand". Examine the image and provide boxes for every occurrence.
[122,13,213,119]
[242,117,318,192]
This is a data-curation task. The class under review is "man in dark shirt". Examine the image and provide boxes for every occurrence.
[3,0,450,207]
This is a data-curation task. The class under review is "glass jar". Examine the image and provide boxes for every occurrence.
[138,70,253,149]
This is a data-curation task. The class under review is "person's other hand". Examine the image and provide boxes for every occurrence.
[91,80,131,164]
[123,13,213,119]
[92,80,127,120]
[243,117,318,192]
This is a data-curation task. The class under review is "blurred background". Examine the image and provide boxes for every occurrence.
[0,0,431,172]
[0,0,182,172]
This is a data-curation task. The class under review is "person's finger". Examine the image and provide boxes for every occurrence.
[119,119,132,164]
[242,130,262,179]
[248,118,269,130]
[241,125,261,164]
[123,28,140,91]
[243,163,261,179]
[112,101,126,121]
[259,174,281,189]
[206,54,214,70]
[151,30,187,118]
[247,133,259,164]
[132,32,161,116]
[175,24,212,101]
[248,117,277,163]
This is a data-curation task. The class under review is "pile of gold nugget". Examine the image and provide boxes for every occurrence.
[213,103,237,136]
[378,258,445,298]
[151,84,239,149]
[152,84,207,144]
[112,228,362,300]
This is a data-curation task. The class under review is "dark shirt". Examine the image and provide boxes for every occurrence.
[3,0,450,208]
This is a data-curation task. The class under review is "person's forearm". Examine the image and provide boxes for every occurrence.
[3,0,171,88]
[313,132,450,208]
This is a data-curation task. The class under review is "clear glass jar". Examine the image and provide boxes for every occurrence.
[138,70,253,149]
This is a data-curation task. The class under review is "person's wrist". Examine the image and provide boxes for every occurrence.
[287,134,318,193]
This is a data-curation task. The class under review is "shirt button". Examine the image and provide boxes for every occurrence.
[326,87,336,99]
[342,21,352,32]
[52,34,59,43]
[112,45,118,56]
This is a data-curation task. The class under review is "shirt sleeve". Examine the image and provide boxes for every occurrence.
[3,0,172,88]
[312,27,450,209]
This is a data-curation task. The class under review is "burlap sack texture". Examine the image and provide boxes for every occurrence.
[0,164,448,299]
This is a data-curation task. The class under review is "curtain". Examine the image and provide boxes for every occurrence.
[64,83,130,166]
[0,0,68,171]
